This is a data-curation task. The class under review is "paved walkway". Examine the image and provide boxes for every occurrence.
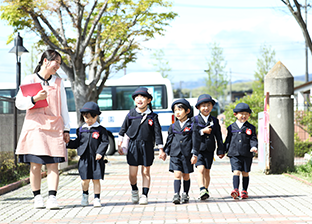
[1,154,312,224]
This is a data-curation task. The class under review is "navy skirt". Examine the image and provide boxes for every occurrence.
[127,139,154,167]
[78,147,105,180]
[19,154,65,165]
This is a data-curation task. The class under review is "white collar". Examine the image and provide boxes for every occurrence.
[200,113,210,123]
[235,120,245,129]
[179,118,189,128]
[136,107,151,115]
[82,121,100,129]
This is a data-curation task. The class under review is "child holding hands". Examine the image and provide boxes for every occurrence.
[164,99,198,204]
[224,103,258,199]
[192,94,225,200]
[118,87,166,205]
[67,102,109,207]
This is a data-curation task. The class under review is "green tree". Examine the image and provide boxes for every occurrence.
[295,108,312,137]
[281,0,312,56]
[205,42,228,101]
[252,43,277,93]
[223,91,264,130]
[0,0,177,123]
[223,44,276,129]
[23,44,37,78]
[150,49,172,79]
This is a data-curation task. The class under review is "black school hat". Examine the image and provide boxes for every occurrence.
[80,101,101,115]
[233,103,252,114]
[132,87,153,100]
[195,94,215,109]
[171,98,192,112]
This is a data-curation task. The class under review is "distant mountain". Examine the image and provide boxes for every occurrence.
[173,78,206,90]
[173,78,253,90]
[293,74,312,82]
[172,74,310,91]
[232,79,253,84]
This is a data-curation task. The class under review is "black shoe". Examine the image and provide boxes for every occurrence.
[199,189,209,200]
[181,192,189,203]
[172,193,181,204]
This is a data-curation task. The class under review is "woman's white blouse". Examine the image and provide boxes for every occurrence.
[15,74,70,131]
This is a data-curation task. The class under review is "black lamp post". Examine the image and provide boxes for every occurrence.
[9,32,29,94]
[9,32,28,165]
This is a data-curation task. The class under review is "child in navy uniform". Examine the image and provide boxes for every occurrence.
[192,94,225,200]
[224,103,258,199]
[67,102,109,207]
[118,87,166,205]
[164,99,198,204]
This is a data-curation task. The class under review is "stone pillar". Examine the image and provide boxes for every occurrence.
[264,61,294,173]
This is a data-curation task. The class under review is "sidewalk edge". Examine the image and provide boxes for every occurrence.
[283,173,312,186]
[0,163,78,196]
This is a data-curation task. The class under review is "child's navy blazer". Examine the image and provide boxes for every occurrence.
[164,119,197,157]
[119,108,163,145]
[67,126,109,157]
[192,115,225,155]
[224,121,258,158]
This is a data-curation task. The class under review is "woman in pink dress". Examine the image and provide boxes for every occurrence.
[15,49,70,209]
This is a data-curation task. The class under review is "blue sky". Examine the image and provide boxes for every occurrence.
[0,0,310,85]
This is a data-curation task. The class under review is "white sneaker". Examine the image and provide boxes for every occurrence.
[93,198,101,207]
[139,195,148,205]
[46,195,60,209]
[131,190,139,204]
[34,195,45,209]
[81,193,89,206]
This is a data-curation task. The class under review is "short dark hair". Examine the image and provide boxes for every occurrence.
[173,103,193,118]
[80,112,98,123]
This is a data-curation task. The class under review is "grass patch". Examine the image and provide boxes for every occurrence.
[0,156,29,188]
[287,160,312,184]
[0,149,78,188]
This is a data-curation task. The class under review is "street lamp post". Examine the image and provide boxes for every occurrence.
[9,32,28,165]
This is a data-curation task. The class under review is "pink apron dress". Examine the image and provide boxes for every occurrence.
[16,75,66,159]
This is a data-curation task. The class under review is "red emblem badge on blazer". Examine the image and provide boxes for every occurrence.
[92,132,100,139]
[148,119,153,126]
[246,128,252,135]
[184,127,190,132]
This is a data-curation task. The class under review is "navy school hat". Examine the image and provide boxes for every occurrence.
[132,87,153,100]
[195,94,215,109]
[171,98,192,112]
[80,101,101,115]
[233,103,252,114]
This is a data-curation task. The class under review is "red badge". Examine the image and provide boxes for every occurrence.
[184,127,190,132]
[92,132,100,139]
[148,119,153,126]
[246,129,252,135]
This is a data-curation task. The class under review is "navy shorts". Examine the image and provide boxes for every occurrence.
[195,151,214,169]
[169,154,194,174]
[230,156,253,172]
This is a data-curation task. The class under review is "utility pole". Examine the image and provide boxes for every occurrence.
[305,0,309,83]
[179,81,183,98]
[229,69,232,103]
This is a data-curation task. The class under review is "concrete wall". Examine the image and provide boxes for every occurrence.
[0,113,25,153]
[0,113,68,169]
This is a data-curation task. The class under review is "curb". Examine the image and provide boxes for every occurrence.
[0,163,78,196]
[283,173,312,186]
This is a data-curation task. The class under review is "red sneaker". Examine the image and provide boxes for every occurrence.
[241,190,248,199]
[230,188,239,199]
